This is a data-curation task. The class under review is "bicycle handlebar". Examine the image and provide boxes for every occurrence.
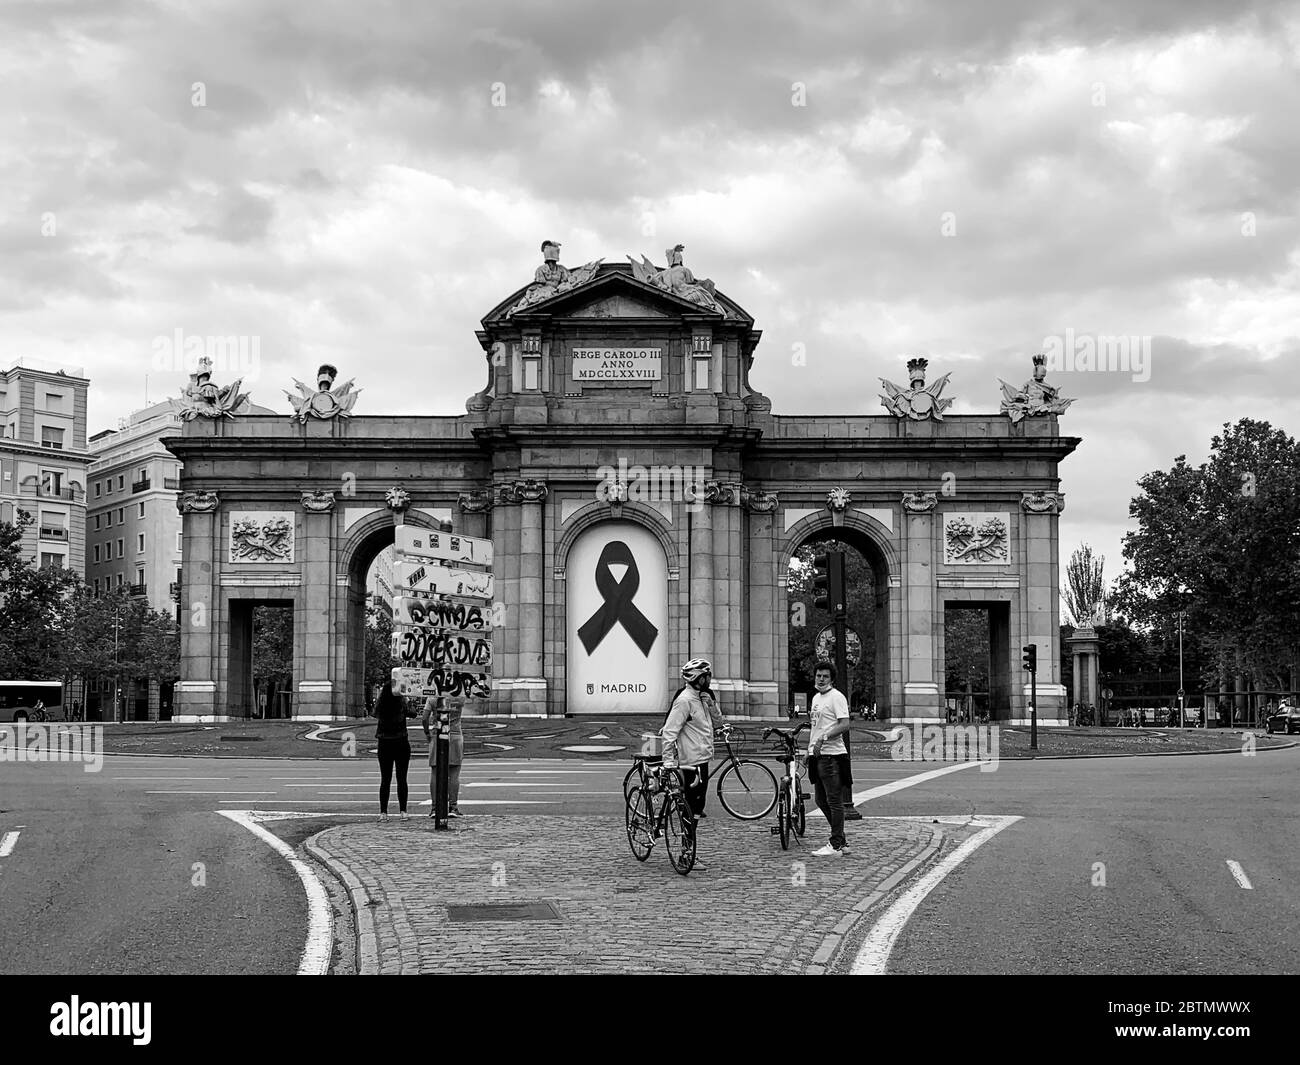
[762,722,809,742]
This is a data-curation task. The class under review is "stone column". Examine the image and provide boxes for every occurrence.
[898,491,940,720]
[515,479,547,715]
[489,482,520,716]
[688,493,714,669]
[173,492,219,720]
[707,480,744,713]
[296,493,335,719]
[1065,625,1100,717]
[1020,491,1067,723]
[743,488,780,719]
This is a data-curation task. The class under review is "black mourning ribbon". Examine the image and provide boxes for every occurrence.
[578,540,658,657]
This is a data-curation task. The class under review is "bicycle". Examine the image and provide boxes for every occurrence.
[763,723,810,850]
[623,724,777,820]
[624,756,696,875]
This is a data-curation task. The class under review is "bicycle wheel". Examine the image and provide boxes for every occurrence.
[777,785,791,850]
[794,793,806,838]
[663,794,696,875]
[622,764,640,802]
[715,758,778,820]
[625,788,654,862]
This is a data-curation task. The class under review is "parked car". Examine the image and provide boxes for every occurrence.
[1264,702,1300,735]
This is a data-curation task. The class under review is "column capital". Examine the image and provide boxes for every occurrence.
[300,490,336,513]
[177,490,219,514]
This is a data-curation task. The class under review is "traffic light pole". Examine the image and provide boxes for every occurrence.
[1030,664,1038,750]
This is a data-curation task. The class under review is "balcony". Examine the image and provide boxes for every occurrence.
[131,478,151,493]
[19,484,79,500]
[163,477,180,490]
[129,582,147,597]
[38,526,68,540]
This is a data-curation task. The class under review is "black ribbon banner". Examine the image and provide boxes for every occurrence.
[577,539,658,657]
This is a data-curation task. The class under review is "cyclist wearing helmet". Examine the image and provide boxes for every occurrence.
[661,658,726,818]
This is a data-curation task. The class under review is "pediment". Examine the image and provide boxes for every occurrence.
[563,292,672,318]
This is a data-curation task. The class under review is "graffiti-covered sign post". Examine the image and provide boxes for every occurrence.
[390,523,494,830]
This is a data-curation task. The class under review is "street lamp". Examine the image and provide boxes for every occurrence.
[1173,583,1188,728]
[113,608,121,724]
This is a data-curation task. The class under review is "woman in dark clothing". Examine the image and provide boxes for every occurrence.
[373,681,411,820]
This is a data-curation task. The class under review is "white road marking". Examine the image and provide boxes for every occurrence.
[1226,860,1253,889]
[515,769,611,775]
[852,761,988,804]
[218,811,332,976]
[147,790,277,795]
[0,831,20,857]
[113,777,231,781]
[464,782,580,788]
[850,815,1022,975]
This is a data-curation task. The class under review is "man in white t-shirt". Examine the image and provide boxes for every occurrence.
[807,660,851,855]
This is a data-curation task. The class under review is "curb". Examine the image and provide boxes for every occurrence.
[806,825,945,975]
[304,831,380,976]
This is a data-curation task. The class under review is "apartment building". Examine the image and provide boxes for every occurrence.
[0,358,91,576]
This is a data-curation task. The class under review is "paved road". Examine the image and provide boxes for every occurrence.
[2,744,1296,973]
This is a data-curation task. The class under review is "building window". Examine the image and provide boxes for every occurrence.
[44,393,65,412]
[40,469,63,496]
[118,475,124,490]
[176,531,182,552]
[106,511,112,527]
[95,481,101,497]
[136,567,145,587]
[93,578,100,596]
[94,515,101,530]
[117,507,123,523]
[138,502,145,518]
[117,538,124,557]
[93,545,100,563]
[41,426,65,450]
[39,509,66,540]
[117,573,124,587]
[39,552,64,569]
[137,533,145,553]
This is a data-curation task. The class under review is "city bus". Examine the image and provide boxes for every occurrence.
[0,680,65,722]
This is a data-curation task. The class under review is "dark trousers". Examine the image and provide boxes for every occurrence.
[680,763,710,817]
[813,755,846,849]
[377,738,411,813]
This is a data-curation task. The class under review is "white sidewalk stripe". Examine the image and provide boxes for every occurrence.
[218,811,332,976]
[850,815,1022,975]
[0,831,20,858]
[1226,860,1253,889]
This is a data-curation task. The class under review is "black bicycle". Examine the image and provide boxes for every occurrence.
[763,723,810,849]
[625,755,696,875]
[623,724,776,820]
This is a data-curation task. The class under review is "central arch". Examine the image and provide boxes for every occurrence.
[780,512,897,719]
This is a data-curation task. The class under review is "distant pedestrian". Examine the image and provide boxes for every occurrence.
[807,661,851,857]
[423,694,464,818]
[372,681,410,821]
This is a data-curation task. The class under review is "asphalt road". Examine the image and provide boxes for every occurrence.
[1,743,1295,974]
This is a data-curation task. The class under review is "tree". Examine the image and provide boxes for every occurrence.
[364,604,394,711]
[252,606,294,718]
[787,539,878,705]
[1063,544,1107,627]
[0,514,78,678]
[1114,418,1300,693]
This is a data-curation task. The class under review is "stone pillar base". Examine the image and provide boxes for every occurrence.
[1022,682,1067,723]
[486,679,551,717]
[174,680,217,719]
[903,682,944,721]
[295,680,334,719]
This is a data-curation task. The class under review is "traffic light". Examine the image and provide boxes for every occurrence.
[812,550,845,614]
[1022,644,1037,673]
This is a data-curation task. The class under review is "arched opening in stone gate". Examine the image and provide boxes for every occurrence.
[344,526,402,717]
[941,602,1012,721]
[786,531,890,719]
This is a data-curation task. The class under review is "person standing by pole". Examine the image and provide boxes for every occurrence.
[372,681,411,821]
[423,693,464,820]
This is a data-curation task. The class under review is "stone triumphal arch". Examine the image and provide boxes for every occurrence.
[166,243,1078,722]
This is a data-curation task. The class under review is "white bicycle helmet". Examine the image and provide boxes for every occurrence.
[681,658,712,682]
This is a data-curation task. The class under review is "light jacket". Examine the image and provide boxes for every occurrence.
[661,686,724,767]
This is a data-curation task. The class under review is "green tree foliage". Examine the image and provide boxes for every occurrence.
[252,605,294,716]
[787,539,877,704]
[944,609,989,693]
[364,603,394,711]
[1114,418,1300,690]
[1063,543,1107,627]
[0,513,78,678]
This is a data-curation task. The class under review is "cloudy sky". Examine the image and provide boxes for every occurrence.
[3,0,1298,590]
